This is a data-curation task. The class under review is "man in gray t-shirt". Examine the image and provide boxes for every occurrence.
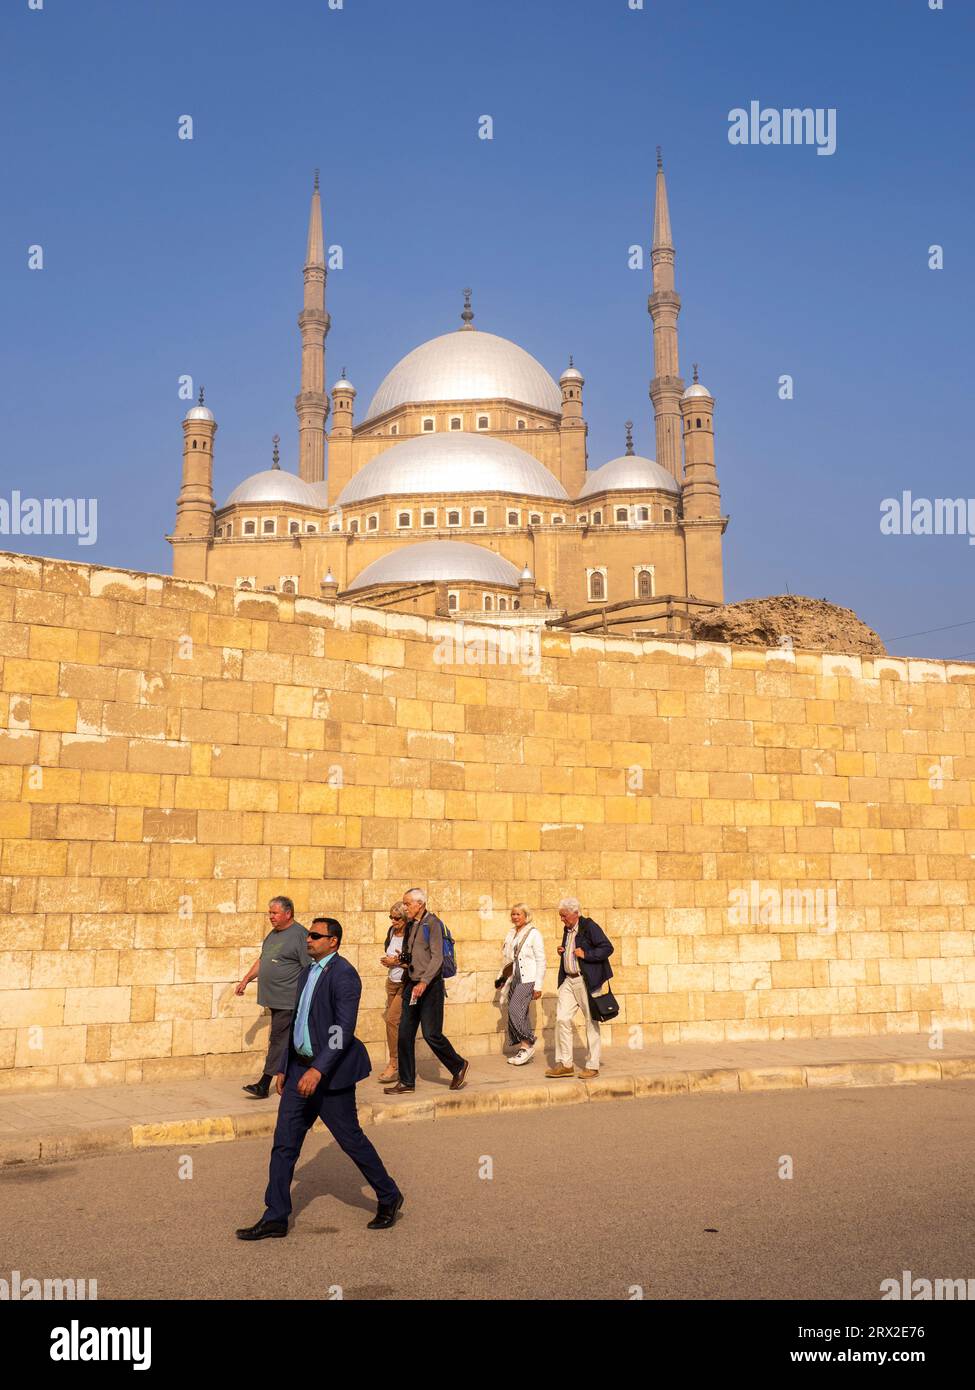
[236,896,308,1098]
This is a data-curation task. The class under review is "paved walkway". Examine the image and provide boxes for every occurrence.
[2,1032,974,1168]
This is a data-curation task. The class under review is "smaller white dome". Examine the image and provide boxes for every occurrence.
[222,469,321,508]
[333,377,355,393]
[560,362,583,383]
[347,540,522,591]
[185,404,214,422]
[682,382,711,400]
[578,454,679,498]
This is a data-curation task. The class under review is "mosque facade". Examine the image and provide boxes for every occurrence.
[169,156,727,635]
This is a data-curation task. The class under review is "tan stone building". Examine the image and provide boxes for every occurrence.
[170,155,727,634]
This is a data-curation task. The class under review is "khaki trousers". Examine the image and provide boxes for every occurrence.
[383,978,404,1064]
[556,974,601,1070]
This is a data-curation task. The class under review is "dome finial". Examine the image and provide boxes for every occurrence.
[656,145,663,170]
[624,420,634,456]
[693,362,699,384]
[460,287,474,329]
[272,434,280,469]
[341,366,347,379]
[568,354,574,367]
[198,386,205,406]
[313,168,320,192]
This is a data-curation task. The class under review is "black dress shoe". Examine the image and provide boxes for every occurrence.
[367,1194,404,1230]
[243,1081,270,1099]
[236,1219,288,1241]
[383,1082,415,1095]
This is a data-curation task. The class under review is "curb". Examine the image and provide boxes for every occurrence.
[2,1055,974,1170]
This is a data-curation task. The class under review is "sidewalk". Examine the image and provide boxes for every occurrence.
[2,1032,974,1169]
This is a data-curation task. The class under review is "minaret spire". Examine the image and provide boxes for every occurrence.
[295,171,329,483]
[460,287,474,329]
[648,147,684,482]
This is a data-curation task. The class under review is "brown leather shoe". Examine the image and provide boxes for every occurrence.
[578,1068,599,1079]
[545,1065,575,1078]
[448,1060,469,1091]
[383,1082,415,1095]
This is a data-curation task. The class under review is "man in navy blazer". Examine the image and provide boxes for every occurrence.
[546,897,615,1081]
[237,917,403,1240]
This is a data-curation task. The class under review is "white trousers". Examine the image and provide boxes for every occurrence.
[556,974,601,1069]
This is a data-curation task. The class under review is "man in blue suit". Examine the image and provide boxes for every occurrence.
[236,917,403,1239]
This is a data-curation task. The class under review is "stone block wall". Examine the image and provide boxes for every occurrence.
[0,550,972,1092]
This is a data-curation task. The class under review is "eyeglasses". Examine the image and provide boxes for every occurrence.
[307,932,336,942]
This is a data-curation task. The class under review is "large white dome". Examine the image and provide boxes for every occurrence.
[578,454,679,499]
[334,432,568,506]
[363,329,563,421]
[347,540,522,591]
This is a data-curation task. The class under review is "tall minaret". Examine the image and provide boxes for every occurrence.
[648,148,684,483]
[295,170,329,483]
[171,388,216,580]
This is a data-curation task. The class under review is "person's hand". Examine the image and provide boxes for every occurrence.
[574,947,586,959]
[297,1067,322,1097]
[532,990,542,1000]
[412,982,427,1001]
[234,980,247,996]
[557,945,565,955]
[274,1073,285,1096]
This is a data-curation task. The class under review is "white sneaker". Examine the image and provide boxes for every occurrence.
[512,1045,535,1066]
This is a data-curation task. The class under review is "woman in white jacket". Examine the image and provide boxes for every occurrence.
[496,903,546,1065]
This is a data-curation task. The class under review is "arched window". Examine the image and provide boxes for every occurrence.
[615,507,628,523]
[592,510,602,525]
[398,512,411,528]
[483,594,493,611]
[192,440,197,449]
[262,518,275,534]
[472,509,486,526]
[422,417,435,432]
[281,579,296,595]
[422,510,436,527]
[447,592,458,611]
[447,510,460,526]
[349,518,360,533]
[289,520,300,534]
[449,416,462,431]
[243,520,256,535]
[237,579,252,590]
[637,507,649,521]
[696,418,702,428]
[590,571,606,601]
[477,415,489,430]
[367,514,379,531]
[551,514,564,525]
[663,509,673,522]
[513,599,520,610]
[638,569,653,599]
[390,424,399,436]
[499,597,507,611]
[516,418,526,430]
[529,512,541,525]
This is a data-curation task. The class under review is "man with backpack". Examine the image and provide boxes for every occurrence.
[384,887,469,1095]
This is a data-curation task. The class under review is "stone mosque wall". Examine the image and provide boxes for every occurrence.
[0,549,973,1093]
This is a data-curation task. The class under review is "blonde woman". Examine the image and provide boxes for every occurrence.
[377,901,409,1084]
[496,904,546,1065]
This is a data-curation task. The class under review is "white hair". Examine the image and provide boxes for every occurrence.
[509,903,533,922]
[404,887,427,906]
[558,896,581,913]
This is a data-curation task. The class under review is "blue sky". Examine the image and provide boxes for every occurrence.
[1,0,972,658]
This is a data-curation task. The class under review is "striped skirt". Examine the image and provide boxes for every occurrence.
[506,980,537,1047]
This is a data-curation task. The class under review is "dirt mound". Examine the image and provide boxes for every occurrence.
[689,595,886,656]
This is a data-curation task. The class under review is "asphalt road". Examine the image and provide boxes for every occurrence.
[3,1081,974,1301]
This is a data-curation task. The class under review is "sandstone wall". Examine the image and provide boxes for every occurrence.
[0,550,972,1092]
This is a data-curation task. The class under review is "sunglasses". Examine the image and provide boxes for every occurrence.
[307,931,337,942]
